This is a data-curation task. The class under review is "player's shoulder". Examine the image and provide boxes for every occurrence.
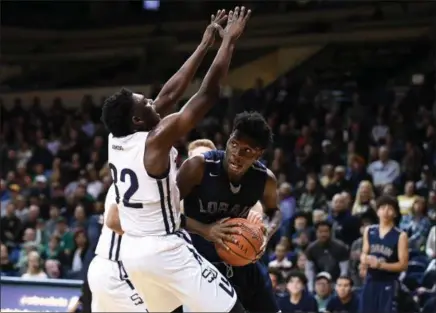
[203,149,224,162]
[251,159,268,173]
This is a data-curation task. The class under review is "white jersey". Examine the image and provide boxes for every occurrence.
[94,184,122,261]
[108,132,180,236]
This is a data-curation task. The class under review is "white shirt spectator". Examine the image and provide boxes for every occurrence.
[87,180,103,199]
[269,257,293,278]
[367,159,400,187]
[22,271,48,279]
[371,124,389,143]
[426,226,436,259]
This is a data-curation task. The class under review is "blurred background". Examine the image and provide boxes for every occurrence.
[1,0,436,312]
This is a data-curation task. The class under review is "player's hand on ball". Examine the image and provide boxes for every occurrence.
[247,210,263,225]
[223,6,251,42]
[201,9,227,47]
[204,218,241,251]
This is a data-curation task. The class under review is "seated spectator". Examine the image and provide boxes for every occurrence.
[297,176,327,214]
[349,218,372,287]
[326,276,359,313]
[21,251,47,279]
[278,182,296,237]
[71,205,88,230]
[268,267,284,293]
[45,204,61,237]
[325,166,350,200]
[269,243,293,280]
[352,181,377,224]
[346,154,372,195]
[305,221,349,292]
[0,243,17,276]
[45,259,63,279]
[329,193,360,246]
[0,203,22,248]
[400,197,431,250]
[314,272,333,312]
[294,252,307,273]
[66,229,89,279]
[54,217,75,256]
[397,181,419,216]
[426,225,436,259]
[367,146,400,190]
[320,164,334,188]
[276,270,318,313]
[43,234,68,263]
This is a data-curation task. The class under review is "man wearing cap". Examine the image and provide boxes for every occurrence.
[315,272,333,312]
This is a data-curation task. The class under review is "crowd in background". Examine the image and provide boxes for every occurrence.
[1,68,435,312]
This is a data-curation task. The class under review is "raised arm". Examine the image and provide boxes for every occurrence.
[153,10,227,117]
[147,7,251,158]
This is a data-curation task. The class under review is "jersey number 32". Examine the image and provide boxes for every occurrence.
[109,163,142,209]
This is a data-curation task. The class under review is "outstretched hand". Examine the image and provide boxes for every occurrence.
[222,6,251,42]
[201,9,228,48]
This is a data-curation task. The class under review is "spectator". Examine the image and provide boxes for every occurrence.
[314,272,333,312]
[326,275,359,313]
[325,166,349,200]
[71,205,88,230]
[45,259,63,279]
[67,229,89,279]
[276,270,318,313]
[0,243,17,276]
[349,218,372,287]
[278,182,296,234]
[426,225,436,259]
[54,217,75,256]
[269,243,293,280]
[43,234,67,263]
[0,203,22,248]
[268,267,283,293]
[346,154,372,195]
[329,193,360,246]
[400,197,431,250]
[367,146,400,189]
[397,181,419,216]
[305,221,349,292]
[297,176,327,214]
[21,250,47,279]
[352,181,378,224]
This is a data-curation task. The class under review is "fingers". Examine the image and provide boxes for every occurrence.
[233,6,240,20]
[217,239,230,251]
[227,10,234,24]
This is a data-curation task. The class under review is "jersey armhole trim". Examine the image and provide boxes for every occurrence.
[143,146,171,180]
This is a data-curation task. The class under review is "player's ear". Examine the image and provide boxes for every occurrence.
[132,116,144,126]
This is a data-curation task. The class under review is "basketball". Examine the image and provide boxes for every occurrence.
[215,218,264,266]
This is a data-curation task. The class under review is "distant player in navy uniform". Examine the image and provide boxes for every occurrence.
[177,111,282,313]
[359,195,409,313]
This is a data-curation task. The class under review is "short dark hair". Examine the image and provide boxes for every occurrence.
[337,275,353,287]
[101,88,134,137]
[232,111,273,150]
[286,270,308,285]
[376,194,401,224]
[315,220,332,230]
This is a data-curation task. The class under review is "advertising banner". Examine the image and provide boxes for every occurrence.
[0,276,83,312]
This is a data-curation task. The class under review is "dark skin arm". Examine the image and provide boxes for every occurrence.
[261,169,282,241]
[153,11,227,117]
[145,7,251,178]
[176,155,240,249]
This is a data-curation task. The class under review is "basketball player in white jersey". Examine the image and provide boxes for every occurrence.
[101,7,251,312]
[87,185,148,312]
[87,11,228,312]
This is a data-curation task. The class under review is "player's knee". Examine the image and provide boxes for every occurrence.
[229,299,247,313]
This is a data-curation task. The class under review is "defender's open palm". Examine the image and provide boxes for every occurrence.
[223,6,251,42]
[202,9,228,47]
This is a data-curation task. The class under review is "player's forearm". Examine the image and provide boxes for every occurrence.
[198,38,235,96]
[184,215,209,237]
[360,253,369,265]
[155,43,209,116]
[264,209,282,241]
[379,261,407,272]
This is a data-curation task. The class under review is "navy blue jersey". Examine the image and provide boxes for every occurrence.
[367,225,402,281]
[326,294,359,313]
[184,150,278,312]
[276,291,318,313]
[184,150,268,224]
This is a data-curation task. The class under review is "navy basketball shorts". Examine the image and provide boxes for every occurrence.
[358,279,398,313]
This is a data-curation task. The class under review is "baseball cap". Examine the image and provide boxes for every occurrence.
[316,271,332,282]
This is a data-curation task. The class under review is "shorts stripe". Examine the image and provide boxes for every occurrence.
[165,178,176,232]
[109,232,122,261]
[157,180,170,234]
[117,261,134,290]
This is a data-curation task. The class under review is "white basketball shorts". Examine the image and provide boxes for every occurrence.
[120,229,237,312]
[88,255,148,312]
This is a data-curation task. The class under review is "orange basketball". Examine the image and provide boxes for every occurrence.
[215,218,264,267]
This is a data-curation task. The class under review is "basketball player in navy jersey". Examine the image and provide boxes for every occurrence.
[176,111,282,313]
[359,195,409,313]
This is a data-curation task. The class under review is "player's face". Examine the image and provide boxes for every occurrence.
[225,131,263,177]
[287,277,304,295]
[377,204,396,222]
[132,93,161,130]
[335,278,352,299]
